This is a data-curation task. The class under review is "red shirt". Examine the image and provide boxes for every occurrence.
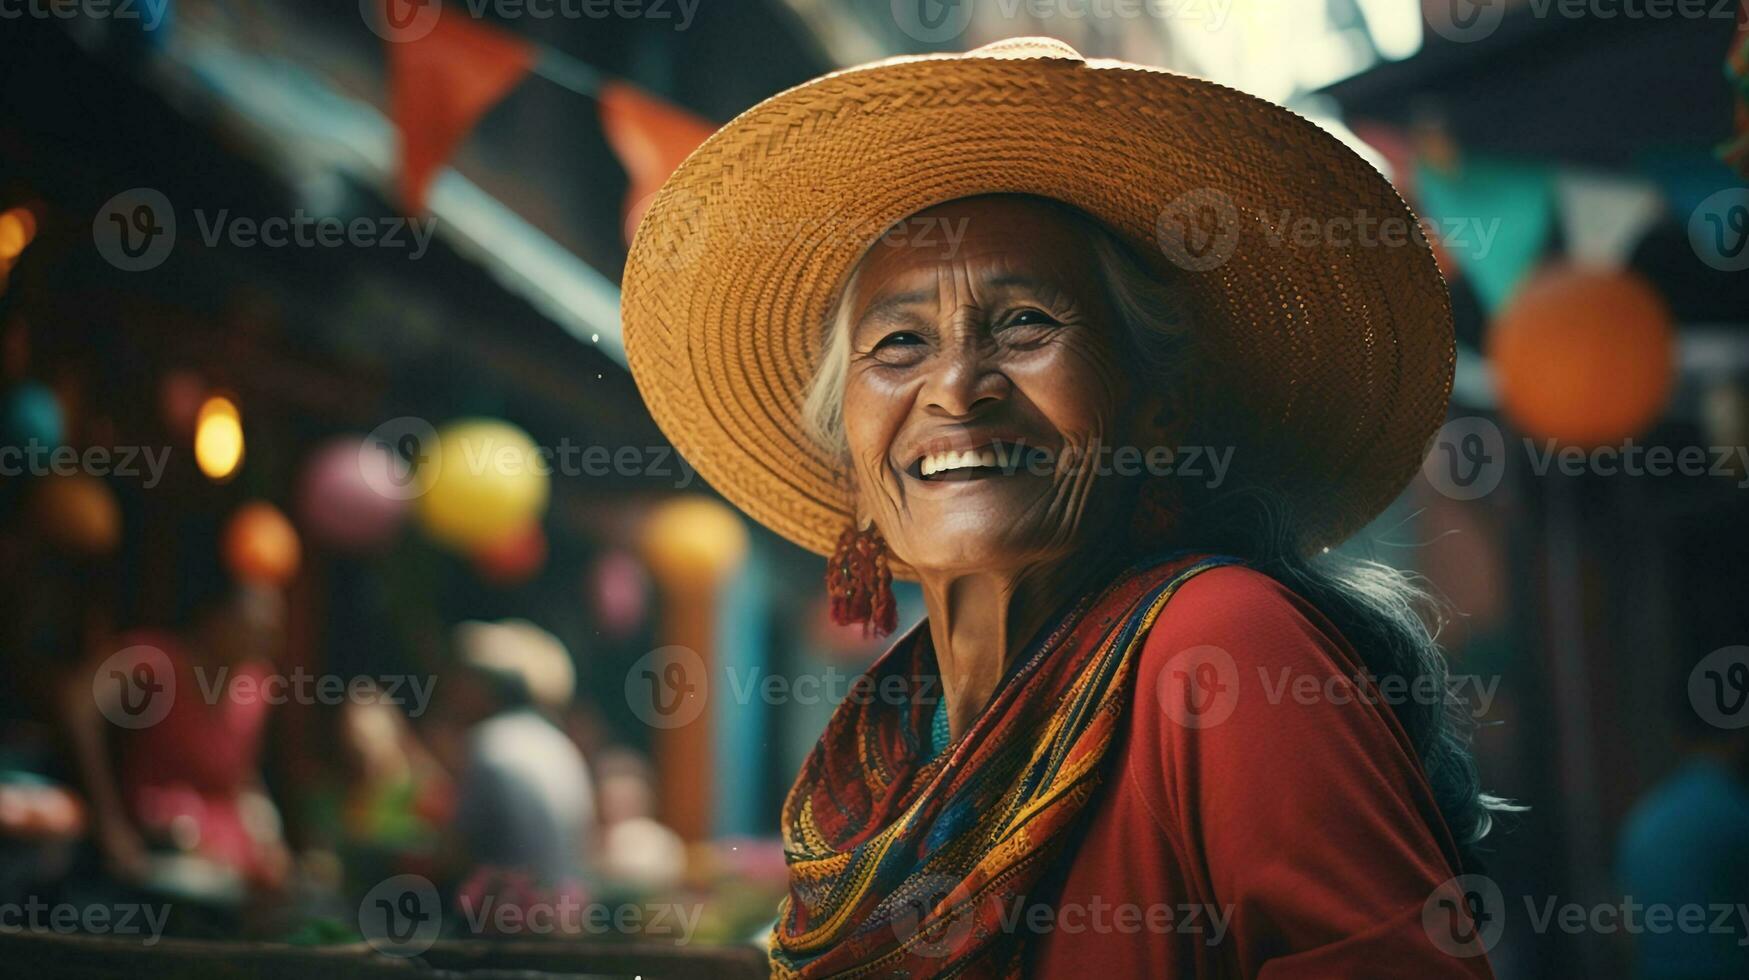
[1028,566,1495,978]
[110,631,274,875]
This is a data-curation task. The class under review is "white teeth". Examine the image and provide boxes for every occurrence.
[919,447,1003,477]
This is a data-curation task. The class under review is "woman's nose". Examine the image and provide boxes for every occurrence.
[921,342,1010,418]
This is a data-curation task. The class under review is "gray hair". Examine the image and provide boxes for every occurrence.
[802,198,1516,867]
[803,223,1188,458]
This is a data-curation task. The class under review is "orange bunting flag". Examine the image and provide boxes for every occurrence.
[597,81,718,245]
[386,3,536,214]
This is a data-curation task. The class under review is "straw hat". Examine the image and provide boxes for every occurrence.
[621,37,1453,564]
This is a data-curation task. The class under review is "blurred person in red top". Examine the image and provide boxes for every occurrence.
[63,584,291,895]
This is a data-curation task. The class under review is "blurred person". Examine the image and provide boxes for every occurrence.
[1618,727,1749,980]
[621,39,1510,976]
[1617,503,1749,980]
[0,770,86,904]
[593,746,685,892]
[302,688,451,892]
[444,619,594,884]
[62,584,291,895]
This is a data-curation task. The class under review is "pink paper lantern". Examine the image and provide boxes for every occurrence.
[296,437,407,553]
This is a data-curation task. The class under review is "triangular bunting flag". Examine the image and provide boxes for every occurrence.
[1553,172,1665,267]
[598,82,718,245]
[1416,156,1555,313]
[387,4,536,214]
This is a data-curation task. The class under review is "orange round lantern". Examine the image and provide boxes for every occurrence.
[1487,266,1675,447]
[223,501,301,587]
[32,475,121,556]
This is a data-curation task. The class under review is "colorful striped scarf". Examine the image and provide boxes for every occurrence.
[772,552,1233,978]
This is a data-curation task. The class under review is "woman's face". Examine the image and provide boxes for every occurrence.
[841,196,1143,575]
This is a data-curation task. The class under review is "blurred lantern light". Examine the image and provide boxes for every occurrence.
[295,436,407,553]
[640,495,749,589]
[415,419,549,550]
[159,370,206,441]
[588,548,650,637]
[1487,265,1675,447]
[31,474,121,556]
[194,395,244,481]
[223,501,301,587]
[1,381,64,450]
[473,522,547,586]
[0,208,32,260]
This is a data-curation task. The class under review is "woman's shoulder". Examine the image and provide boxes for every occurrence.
[1119,560,1436,831]
[1131,560,1363,709]
[1147,561,1336,653]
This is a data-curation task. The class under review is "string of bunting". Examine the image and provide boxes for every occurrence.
[379,0,717,232]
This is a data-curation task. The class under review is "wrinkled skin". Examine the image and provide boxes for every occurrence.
[840,195,1170,734]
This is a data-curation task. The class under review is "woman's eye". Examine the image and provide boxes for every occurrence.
[1004,309,1060,329]
[873,331,925,350]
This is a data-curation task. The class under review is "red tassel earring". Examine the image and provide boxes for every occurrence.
[826,521,897,639]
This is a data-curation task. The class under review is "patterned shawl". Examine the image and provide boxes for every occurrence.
[772,552,1234,978]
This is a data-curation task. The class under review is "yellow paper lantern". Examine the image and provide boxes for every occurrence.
[640,495,749,589]
[415,419,549,550]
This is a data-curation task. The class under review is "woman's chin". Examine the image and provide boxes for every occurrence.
[893,525,1061,578]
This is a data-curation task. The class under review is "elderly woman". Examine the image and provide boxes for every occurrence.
[622,38,1507,978]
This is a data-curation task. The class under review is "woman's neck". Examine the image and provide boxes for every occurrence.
[917,546,1124,738]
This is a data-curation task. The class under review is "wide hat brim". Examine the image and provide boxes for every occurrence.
[622,38,1453,573]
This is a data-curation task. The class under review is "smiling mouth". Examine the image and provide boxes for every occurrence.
[906,441,1055,482]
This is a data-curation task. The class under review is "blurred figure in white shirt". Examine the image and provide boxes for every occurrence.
[446,620,593,884]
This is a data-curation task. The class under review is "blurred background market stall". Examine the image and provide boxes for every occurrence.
[1,1,1747,977]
